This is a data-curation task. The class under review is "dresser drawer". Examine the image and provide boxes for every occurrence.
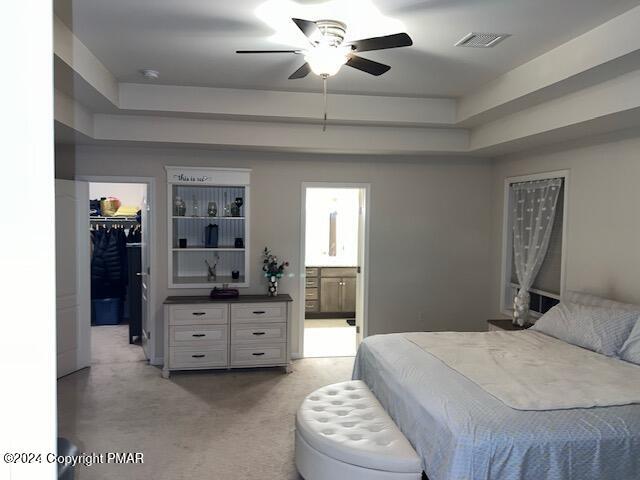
[169,325,227,347]
[169,305,228,325]
[230,344,287,366]
[305,277,318,288]
[305,300,318,312]
[231,303,286,323]
[169,346,227,369]
[305,288,318,300]
[306,267,319,277]
[231,322,286,345]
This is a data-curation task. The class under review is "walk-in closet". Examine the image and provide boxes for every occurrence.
[89,182,148,358]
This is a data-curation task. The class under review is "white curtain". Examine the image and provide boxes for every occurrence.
[511,178,562,325]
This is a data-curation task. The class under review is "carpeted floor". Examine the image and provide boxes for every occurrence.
[57,325,355,480]
[303,319,356,357]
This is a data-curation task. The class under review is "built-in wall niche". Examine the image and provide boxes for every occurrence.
[166,167,250,288]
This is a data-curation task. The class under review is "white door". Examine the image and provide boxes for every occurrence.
[55,180,91,378]
[140,190,153,360]
[355,188,367,346]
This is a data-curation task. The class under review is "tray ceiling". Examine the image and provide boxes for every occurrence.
[55,0,640,97]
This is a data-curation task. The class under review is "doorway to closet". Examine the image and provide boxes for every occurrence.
[56,177,156,378]
[300,184,370,358]
[88,182,149,367]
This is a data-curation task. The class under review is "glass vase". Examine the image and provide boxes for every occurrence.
[267,276,278,296]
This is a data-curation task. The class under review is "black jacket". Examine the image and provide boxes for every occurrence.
[91,228,128,299]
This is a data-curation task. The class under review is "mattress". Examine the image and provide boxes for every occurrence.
[352,333,640,480]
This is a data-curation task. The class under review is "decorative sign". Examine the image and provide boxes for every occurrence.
[165,166,250,186]
[172,173,209,183]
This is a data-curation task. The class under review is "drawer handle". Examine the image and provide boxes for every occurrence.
[192,312,207,316]
[252,352,265,356]
[192,354,206,358]
[192,334,206,337]
[252,311,266,315]
[252,332,266,336]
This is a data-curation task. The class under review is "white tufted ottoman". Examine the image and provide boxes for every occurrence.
[295,380,422,480]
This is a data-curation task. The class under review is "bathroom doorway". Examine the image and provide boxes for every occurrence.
[300,184,370,358]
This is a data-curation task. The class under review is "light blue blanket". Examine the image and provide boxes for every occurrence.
[352,333,640,480]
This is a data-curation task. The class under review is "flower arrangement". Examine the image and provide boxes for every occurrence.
[262,247,289,296]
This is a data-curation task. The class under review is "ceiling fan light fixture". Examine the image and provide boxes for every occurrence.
[305,45,349,77]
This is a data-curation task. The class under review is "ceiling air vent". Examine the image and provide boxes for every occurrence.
[455,32,510,48]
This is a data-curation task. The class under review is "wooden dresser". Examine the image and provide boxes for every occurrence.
[162,294,293,378]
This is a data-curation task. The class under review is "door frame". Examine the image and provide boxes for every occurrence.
[298,182,371,358]
[76,175,160,364]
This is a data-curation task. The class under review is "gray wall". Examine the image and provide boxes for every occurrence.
[55,144,76,179]
[489,135,640,315]
[72,146,494,357]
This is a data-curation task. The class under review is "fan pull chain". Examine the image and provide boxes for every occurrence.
[322,75,328,132]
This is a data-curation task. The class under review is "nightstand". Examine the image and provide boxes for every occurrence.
[487,319,531,331]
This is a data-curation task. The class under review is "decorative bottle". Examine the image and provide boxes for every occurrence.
[192,195,200,217]
[223,192,231,217]
[174,196,186,216]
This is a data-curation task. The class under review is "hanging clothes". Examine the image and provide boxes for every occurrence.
[91,227,129,299]
[126,225,142,243]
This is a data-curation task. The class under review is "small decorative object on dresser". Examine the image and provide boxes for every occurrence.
[488,319,531,332]
[262,247,289,296]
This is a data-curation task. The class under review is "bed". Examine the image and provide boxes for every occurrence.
[352,331,640,480]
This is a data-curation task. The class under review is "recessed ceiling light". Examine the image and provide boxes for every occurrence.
[140,69,160,80]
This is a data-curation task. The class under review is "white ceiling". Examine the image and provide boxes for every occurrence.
[56,0,640,97]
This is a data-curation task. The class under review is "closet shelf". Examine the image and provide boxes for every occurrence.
[172,247,245,252]
[172,216,245,220]
[90,216,138,222]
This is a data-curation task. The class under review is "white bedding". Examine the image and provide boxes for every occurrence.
[404,330,640,410]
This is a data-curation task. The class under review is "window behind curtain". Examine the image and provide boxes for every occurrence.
[507,179,564,315]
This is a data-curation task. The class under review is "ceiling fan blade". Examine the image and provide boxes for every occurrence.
[348,33,413,52]
[292,18,321,41]
[346,55,391,76]
[288,63,311,80]
[236,50,300,54]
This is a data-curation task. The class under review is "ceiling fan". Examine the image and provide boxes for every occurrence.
[237,18,413,129]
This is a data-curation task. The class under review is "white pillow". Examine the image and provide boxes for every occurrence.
[565,291,640,315]
[531,301,639,357]
[619,320,640,365]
